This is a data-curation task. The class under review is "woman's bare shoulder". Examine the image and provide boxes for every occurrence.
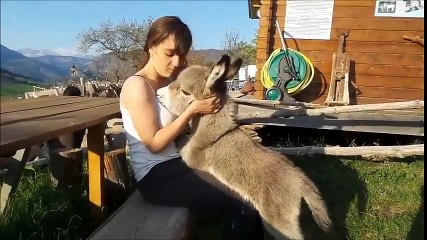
[123,75,146,88]
[122,75,150,94]
[121,76,153,106]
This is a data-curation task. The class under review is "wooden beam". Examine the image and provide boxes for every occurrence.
[257,39,423,55]
[232,97,324,108]
[238,100,424,119]
[273,144,424,159]
[87,123,106,219]
[0,146,35,214]
[232,97,313,107]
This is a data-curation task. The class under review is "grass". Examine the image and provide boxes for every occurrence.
[293,156,424,240]
[256,126,424,239]
[0,168,92,240]
[194,156,424,240]
[0,149,424,239]
[0,83,34,98]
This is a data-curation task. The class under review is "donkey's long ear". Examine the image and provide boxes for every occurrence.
[205,55,230,90]
[223,58,243,80]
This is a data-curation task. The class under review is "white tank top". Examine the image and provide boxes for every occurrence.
[120,77,180,181]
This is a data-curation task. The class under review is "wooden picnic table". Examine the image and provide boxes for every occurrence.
[0,96,121,215]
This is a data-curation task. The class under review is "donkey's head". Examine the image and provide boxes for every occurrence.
[157,55,242,115]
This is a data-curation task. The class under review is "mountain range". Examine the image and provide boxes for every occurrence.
[1,45,86,83]
[1,67,33,85]
[17,48,94,59]
[0,44,226,85]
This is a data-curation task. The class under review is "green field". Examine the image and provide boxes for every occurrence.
[0,83,35,98]
[1,68,49,98]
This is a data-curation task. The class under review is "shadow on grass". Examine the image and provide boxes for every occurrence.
[407,185,424,240]
[288,155,369,240]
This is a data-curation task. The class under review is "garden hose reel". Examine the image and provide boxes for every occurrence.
[265,55,297,102]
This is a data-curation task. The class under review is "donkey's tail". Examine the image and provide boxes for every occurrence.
[302,176,333,232]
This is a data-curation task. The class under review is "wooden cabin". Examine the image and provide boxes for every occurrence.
[248,0,424,105]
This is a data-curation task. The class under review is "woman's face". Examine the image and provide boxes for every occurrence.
[149,35,187,79]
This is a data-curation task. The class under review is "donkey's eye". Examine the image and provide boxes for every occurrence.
[181,89,191,96]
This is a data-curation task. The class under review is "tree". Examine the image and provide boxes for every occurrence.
[221,29,257,66]
[83,53,135,82]
[187,47,215,66]
[76,17,154,70]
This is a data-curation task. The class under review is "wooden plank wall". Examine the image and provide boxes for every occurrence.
[255,0,424,104]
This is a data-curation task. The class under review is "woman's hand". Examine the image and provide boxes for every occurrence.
[189,96,222,115]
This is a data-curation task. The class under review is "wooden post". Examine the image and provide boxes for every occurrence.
[87,123,106,219]
[255,0,275,100]
[49,148,83,188]
[325,30,351,106]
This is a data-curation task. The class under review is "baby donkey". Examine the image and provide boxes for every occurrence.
[157,55,333,240]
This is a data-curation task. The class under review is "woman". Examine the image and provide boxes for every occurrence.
[120,16,264,239]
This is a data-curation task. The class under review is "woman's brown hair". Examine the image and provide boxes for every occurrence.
[140,16,192,69]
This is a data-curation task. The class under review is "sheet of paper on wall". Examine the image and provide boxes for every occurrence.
[284,0,334,40]
[374,0,424,18]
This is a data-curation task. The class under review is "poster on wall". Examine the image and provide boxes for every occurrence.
[375,0,424,18]
[284,0,334,40]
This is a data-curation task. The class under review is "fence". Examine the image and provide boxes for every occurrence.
[225,79,248,91]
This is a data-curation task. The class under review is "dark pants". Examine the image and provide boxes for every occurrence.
[137,157,264,240]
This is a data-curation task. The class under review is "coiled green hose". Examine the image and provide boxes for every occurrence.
[261,48,314,96]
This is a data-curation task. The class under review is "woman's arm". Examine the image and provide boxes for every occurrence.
[122,77,195,153]
[121,77,220,153]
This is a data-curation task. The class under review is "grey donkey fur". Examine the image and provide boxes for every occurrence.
[157,55,333,240]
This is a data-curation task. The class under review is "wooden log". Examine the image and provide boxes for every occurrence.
[104,148,130,192]
[105,128,127,150]
[25,157,49,170]
[239,125,263,143]
[49,148,83,188]
[273,144,424,158]
[238,100,424,119]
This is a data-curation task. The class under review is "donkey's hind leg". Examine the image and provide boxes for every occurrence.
[262,217,303,240]
[280,217,304,240]
[262,206,304,240]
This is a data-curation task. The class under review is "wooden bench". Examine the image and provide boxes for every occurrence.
[88,124,191,239]
[87,191,190,240]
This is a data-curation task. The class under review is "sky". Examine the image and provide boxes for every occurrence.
[1,0,258,56]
